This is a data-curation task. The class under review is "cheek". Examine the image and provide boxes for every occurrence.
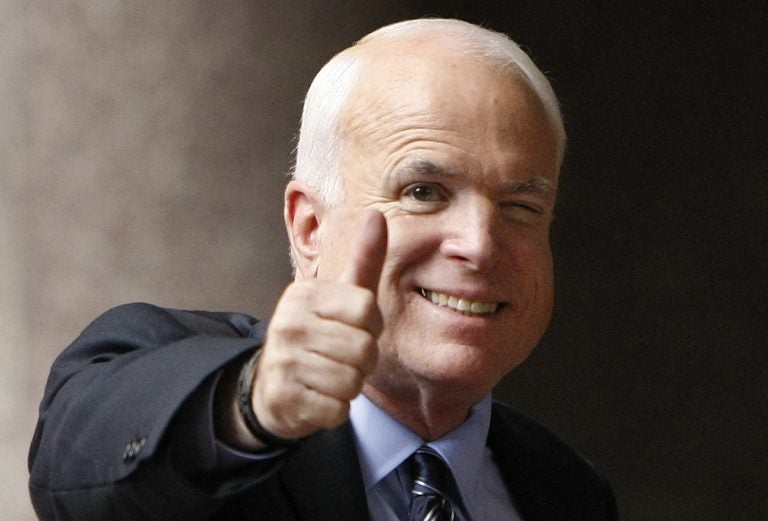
[505,238,554,319]
[530,267,555,331]
[316,234,348,280]
[514,236,553,278]
[373,228,436,340]
[379,218,441,279]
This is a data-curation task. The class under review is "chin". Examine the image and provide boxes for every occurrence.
[411,345,516,391]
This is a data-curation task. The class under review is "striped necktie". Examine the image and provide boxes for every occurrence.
[408,446,457,521]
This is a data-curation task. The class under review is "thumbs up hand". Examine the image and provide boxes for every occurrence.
[249,210,388,442]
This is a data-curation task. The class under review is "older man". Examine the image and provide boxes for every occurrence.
[29,19,618,521]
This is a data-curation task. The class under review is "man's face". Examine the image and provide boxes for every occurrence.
[316,48,559,403]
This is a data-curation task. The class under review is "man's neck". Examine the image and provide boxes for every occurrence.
[362,382,485,440]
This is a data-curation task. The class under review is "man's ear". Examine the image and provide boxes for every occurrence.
[284,180,324,279]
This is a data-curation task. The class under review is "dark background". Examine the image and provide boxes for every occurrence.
[6,2,766,520]
[447,2,767,519]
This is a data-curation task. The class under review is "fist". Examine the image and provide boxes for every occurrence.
[251,210,387,441]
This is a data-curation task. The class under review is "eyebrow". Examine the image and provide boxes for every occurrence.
[399,158,458,178]
[399,158,556,196]
[502,176,556,197]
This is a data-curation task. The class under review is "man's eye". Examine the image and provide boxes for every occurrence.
[407,184,443,202]
[501,201,547,223]
[509,202,541,214]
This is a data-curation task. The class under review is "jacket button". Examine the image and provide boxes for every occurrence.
[122,436,147,463]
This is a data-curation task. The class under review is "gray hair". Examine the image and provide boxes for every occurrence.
[290,18,566,205]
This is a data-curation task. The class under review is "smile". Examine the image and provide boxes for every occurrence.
[417,288,500,315]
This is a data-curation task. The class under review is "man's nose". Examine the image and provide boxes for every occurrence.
[439,202,499,271]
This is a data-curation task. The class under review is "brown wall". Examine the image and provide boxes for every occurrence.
[3,2,424,519]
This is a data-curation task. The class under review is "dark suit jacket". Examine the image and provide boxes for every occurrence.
[29,303,618,520]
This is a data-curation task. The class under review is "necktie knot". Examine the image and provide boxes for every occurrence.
[409,446,457,521]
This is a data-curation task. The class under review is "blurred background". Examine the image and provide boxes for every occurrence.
[2,2,766,520]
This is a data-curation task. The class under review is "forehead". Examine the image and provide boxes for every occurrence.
[347,49,532,122]
[339,46,559,185]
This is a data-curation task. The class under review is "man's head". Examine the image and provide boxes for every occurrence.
[285,18,562,409]
[291,18,565,205]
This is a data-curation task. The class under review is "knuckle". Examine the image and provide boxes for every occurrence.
[256,375,295,414]
[350,330,377,368]
[269,317,308,344]
[337,367,365,397]
[257,372,355,437]
[360,291,378,316]
[351,290,377,323]
[318,400,350,429]
[258,384,316,437]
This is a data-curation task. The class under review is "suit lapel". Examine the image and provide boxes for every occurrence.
[280,422,370,521]
[488,402,617,521]
[487,402,550,521]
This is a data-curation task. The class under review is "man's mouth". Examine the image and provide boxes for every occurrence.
[417,288,500,315]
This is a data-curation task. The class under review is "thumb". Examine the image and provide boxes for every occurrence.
[340,210,388,291]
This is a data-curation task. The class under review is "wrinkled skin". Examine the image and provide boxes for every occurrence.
[252,36,559,442]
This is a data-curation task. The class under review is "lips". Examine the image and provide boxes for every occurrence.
[417,288,500,315]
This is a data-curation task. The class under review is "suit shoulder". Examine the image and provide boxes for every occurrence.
[49,303,265,385]
[489,401,597,472]
[78,302,262,342]
[489,401,618,519]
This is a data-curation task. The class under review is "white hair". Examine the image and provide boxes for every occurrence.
[290,18,566,205]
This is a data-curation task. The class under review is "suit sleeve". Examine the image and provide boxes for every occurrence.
[28,303,279,520]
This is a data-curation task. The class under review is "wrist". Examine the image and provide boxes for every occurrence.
[236,350,299,448]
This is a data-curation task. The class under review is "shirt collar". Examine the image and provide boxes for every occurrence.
[349,392,493,504]
[349,394,423,491]
[427,394,493,509]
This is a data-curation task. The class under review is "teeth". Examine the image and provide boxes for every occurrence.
[419,289,499,315]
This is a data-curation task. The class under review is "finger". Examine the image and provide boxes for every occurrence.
[340,210,388,292]
[273,279,378,334]
[254,381,351,438]
[305,320,378,375]
[291,390,351,431]
[295,351,366,401]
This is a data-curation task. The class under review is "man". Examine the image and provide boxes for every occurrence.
[29,18,618,521]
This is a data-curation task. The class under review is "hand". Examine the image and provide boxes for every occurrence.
[251,210,388,441]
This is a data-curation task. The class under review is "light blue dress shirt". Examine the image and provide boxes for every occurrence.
[349,394,523,521]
